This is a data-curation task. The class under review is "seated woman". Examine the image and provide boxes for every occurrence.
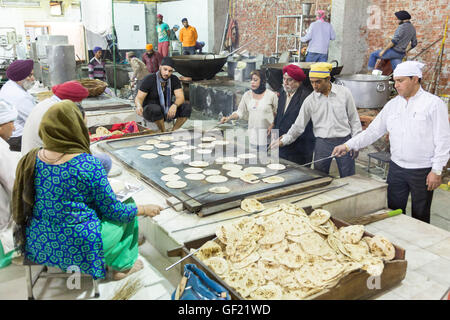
[220,70,278,150]
[12,100,162,280]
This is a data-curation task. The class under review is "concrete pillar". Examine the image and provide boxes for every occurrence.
[144,3,158,48]
[328,0,370,74]
[208,0,228,54]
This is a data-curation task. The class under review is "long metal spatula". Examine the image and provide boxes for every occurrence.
[165,236,218,271]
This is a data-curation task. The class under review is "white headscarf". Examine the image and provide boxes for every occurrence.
[393,61,425,78]
[0,99,18,125]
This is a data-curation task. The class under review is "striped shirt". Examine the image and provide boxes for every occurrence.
[88,57,106,81]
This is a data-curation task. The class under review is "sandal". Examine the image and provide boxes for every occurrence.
[112,259,144,281]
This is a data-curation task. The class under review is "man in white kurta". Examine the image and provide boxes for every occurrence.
[0,99,19,255]
[333,61,450,223]
[0,59,36,152]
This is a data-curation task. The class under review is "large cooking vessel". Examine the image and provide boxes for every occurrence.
[227,60,256,80]
[261,60,344,92]
[171,54,228,81]
[334,74,391,109]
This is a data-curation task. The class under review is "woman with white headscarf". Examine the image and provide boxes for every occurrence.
[0,98,18,264]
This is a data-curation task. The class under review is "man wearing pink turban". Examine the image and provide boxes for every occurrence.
[300,10,336,62]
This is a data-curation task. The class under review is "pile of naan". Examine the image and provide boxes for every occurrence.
[193,204,396,300]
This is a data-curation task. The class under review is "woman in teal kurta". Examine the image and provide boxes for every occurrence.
[12,100,161,280]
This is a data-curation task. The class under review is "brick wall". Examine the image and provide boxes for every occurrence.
[365,0,449,95]
[230,0,449,95]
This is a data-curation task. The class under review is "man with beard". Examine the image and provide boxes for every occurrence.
[270,62,362,177]
[141,44,163,74]
[0,59,36,151]
[134,57,191,132]
[267,64,315,165]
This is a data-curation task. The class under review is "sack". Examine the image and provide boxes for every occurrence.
[172,264,231,300]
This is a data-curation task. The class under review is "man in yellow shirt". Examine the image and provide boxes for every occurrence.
[179,18,198,55]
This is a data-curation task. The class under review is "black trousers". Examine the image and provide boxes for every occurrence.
[7,136,22,152]
[143,103,191,122]
[387,160,434,223]
[314,136,355,177]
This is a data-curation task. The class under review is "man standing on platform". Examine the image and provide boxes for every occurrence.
[179,18,198,55]
[332,61,450,223]
[270,62,362,178]
[88,47,107,82]
[156,14,170,57]
[134,57,191,132]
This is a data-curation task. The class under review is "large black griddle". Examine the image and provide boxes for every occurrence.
[97,130,329,216]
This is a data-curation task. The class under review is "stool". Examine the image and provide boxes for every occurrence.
[23,257,100,300]
[368,151,391,179]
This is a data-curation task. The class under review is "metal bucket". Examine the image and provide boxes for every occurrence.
[302,2,313,15]
[334,74,391,109]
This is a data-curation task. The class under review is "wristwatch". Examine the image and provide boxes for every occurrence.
[431,169,442,176]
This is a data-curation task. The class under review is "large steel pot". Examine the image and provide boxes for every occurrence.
[334,74,390,109]
[171,54,227,81]
[261,60,343,92]
[227,60,256,80]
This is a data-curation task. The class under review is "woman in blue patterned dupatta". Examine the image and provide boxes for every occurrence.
[12,100,162,280]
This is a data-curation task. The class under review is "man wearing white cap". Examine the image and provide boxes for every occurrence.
[0,99,19,256]
[332,61,450,223]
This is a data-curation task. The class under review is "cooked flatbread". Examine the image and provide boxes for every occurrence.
[203,169,221,176]
[195,241,223,260]
[368,235,396,261]
[298,233,329,256]
[137,145,154,151]
[311,219,337,236]
[258,222,285,245]
[257,259,282,281]
[188,161,209,167]
[165,180,187,189]
[204,257,229,275]
[226,170,245,178]
[262,176,285,184]
[223,156,239,163]
[140,153,158,159]
[206,175,228,183]
[173,154,191,161]
[198,143,214,148]
[249,284,282,300]
[160,167,179,175]
[344,242,370,262]
[267,163,286,170]
[243,167,266,174]
[216,223,240,244]
[170,147,185,153]
[227,239,258,263]
[154,143,170,149]
[157,135,174,141]
[161,174,181,182]
[232,252,260,269]
[145,139,159,145]
[185,173,206,181]
[201,136,216,142]
[361,256,384,277]
[196,149,213,154]
[240,173,259,184]
[209,186,230,194]
[309,209,331,226]
[158,150,176,156]
[171,141,188,146]
[338,225,365,244]
[241,198,265,213]
[184,167,203,174]
[96,126,110,136]
[222,163,242,171]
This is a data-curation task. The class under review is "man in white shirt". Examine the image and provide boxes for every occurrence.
[270,62,362,177]
[0,59,36,151]
[332,61,450,223]
[0,99,18,255]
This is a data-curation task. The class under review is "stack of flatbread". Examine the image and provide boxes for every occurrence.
[194,205,397,300]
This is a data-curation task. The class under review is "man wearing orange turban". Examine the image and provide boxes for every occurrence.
[142,43,163,74]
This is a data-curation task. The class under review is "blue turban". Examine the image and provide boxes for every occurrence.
[93,46,102,54]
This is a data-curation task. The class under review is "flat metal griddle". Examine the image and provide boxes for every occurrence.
[81,95,132,112]
[97,129,329,215]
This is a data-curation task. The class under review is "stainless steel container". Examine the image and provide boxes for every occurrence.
[46,44,76,86]
[334,74,391,109]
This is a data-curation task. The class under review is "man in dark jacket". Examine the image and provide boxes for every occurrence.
[268,64,315,165]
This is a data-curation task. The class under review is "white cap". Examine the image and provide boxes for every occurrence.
[393,61,425,78]
[0,99,18,125]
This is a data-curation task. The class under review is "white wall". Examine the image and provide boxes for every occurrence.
[157,0,210,52]
[113,2,146,50]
